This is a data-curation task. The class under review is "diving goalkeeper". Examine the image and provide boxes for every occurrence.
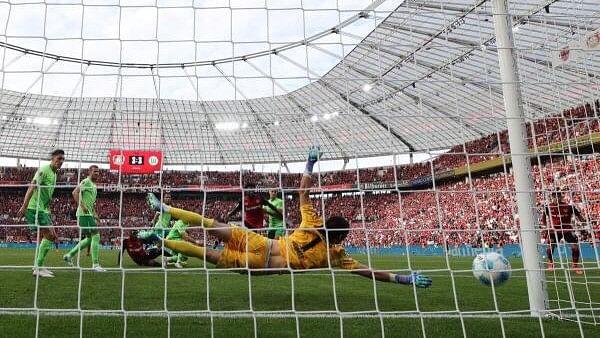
[139,147,432,288]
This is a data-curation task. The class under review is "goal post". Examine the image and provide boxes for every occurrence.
[492,0,548,317]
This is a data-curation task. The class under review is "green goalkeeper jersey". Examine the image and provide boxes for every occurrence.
[27,164,57,213]
[166,220,188,241]
[76,177,97,217]
[264,197,284,230]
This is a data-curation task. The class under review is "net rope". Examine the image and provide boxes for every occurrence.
[0,1,599,337]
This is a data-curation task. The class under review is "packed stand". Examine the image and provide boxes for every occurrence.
[1,154,598,248]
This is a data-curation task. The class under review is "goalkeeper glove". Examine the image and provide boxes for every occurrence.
[304,146,321,175]
[394,272,432,288]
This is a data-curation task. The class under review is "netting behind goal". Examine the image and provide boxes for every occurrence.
[0,0,599,337]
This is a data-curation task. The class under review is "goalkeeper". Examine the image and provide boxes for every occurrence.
[139,147,432,288]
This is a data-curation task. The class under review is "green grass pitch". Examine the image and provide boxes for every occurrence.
[1,248,599,337]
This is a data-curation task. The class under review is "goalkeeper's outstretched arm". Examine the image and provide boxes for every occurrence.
[352,263,432,288]
[299,146,320,206]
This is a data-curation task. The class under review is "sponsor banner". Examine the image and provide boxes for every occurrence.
[410,175,433,186]
[310,184,354,192]
[434,170,454,180]
[345,243,598,259]
[360,180,411,190]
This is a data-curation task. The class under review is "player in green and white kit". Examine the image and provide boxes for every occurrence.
[17,149,65,278]
[63,165,106,272]
[264,189,285,239]
[163,220,192,268]
[152,192,172,236]
[147,192,174,260]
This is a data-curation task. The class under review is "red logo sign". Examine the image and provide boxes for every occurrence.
[109,150,163,174]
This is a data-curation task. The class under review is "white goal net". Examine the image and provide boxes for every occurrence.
[0,0,599,337]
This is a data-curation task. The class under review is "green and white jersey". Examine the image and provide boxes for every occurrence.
[27,164,57,213]
[76,177,97,217]
[265,197,284,230]
[166,220,188,241]
[154,212,172,236]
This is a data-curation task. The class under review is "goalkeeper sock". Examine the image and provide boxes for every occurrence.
[91,233,100,265]
[169,207,215,228]
[164,239,205,259]
[67,237,91,257]
[36,239,53,267]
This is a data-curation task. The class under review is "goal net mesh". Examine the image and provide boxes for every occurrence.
[0,0,599,337]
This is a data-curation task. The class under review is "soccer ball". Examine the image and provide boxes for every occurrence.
[472,252,511,286]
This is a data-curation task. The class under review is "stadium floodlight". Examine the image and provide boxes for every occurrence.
[215,122,241,130]
[32,117,53,125]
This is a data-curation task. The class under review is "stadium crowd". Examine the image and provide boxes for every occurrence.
[1,155,598,248]
[1,99,599,247]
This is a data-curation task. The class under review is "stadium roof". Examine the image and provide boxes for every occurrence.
[0,0,598,165]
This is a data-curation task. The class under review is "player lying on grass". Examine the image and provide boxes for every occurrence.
[139,147,432,288]
[119,233,165,267]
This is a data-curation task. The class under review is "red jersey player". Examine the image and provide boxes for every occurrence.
[226,183,282,230]
[119,235,161,267]
[541,190,586,274]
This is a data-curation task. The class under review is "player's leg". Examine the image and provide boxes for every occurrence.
[565,232,582,274]
[177,253,188,267]
[64,235,92,266]
[546,231,556,271]
[162,239,222,265]
[27,210,56,277]
[36,228,55,274]
[90,232,106,272]
[146,193,233,242]
[162,248,179,267]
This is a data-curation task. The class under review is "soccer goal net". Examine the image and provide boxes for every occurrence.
[0,0,599,337]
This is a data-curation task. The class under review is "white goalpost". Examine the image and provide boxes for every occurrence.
[0,0,599,337]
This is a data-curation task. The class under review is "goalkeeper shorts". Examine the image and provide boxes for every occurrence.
[216,227,272,269]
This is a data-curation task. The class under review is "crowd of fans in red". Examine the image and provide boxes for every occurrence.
[0,100,599,247]
[0,155,598,248]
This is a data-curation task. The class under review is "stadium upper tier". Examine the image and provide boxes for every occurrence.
[0,0,598,164]
[1,98,598,189]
